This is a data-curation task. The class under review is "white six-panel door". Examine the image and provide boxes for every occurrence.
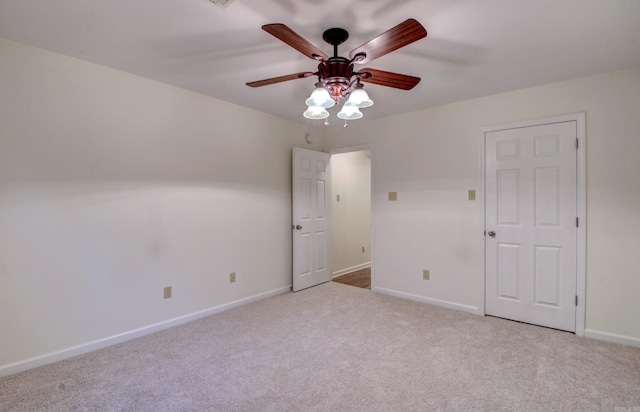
[485,121,578,332]
[292,148,332,292]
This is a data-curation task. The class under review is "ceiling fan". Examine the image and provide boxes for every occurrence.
[246,19,427,120]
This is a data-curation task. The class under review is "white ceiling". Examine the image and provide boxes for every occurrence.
[2,0,640,126]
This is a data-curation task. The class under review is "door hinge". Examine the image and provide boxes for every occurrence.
[575,295,578,306]
[576,217,579,227]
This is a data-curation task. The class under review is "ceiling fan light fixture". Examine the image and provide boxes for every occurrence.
[303,106,330,120]
[305,85,335,108]
[337,102,363,120]
[247,19,427,122]
[347,85,374,108]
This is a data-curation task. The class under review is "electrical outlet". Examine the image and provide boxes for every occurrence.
[230,272,236,283]
[423,270,430,281]
[164,286,172,299]
[468,190,476,201]
[362,246,365,253]
[388,192,398,201]
[337,194,341,202]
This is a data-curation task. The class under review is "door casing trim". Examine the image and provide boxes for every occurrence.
[478,113,586,336]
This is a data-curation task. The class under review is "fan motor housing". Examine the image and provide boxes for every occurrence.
[318,57,355,101]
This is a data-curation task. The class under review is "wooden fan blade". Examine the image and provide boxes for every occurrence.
[357,68,421,90]
[262,24,329,61]
[246,72,316,88]
[349,19,427,64]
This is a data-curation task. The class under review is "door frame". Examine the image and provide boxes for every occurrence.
[329,144,375,289]
[477,113,586,336]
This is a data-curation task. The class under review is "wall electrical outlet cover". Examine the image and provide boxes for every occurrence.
[423,270,430,280]
[164,286,172,299]
[388,192,398,201]
[230,272,236,283]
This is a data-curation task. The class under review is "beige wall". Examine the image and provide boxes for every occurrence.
[331,150,371,275]
[0,38,319,374]
[324,66,640,345]
[2,36,639,376]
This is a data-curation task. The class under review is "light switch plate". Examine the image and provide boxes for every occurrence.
[468,190,476,201]
[423,270,430,280]
[388,192,398,201]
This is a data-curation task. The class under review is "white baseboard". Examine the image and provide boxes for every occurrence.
[373,287,481,315]
[0,285,291,378]
[584,329,640,348]
[373,289,640,348]
[332,262,371,278]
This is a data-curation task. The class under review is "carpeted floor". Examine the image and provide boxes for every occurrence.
[1,282,639,411]
[332,267,371,289]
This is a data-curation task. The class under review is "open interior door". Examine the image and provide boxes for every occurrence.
[292,147,332,292]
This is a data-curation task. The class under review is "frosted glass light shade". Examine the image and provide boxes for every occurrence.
[305,87,335,108]
[347,87,373,108]
[303,106,330,119]
[337,103,363,120]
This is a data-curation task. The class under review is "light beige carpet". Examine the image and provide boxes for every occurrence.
[1,282,639,411]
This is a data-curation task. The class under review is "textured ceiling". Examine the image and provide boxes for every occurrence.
[1,0,640,127]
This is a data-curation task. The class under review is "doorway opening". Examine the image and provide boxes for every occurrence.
[329,146,374,290]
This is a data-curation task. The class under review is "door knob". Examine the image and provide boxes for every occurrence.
[487,230,496,238]
[295,225,303,230]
